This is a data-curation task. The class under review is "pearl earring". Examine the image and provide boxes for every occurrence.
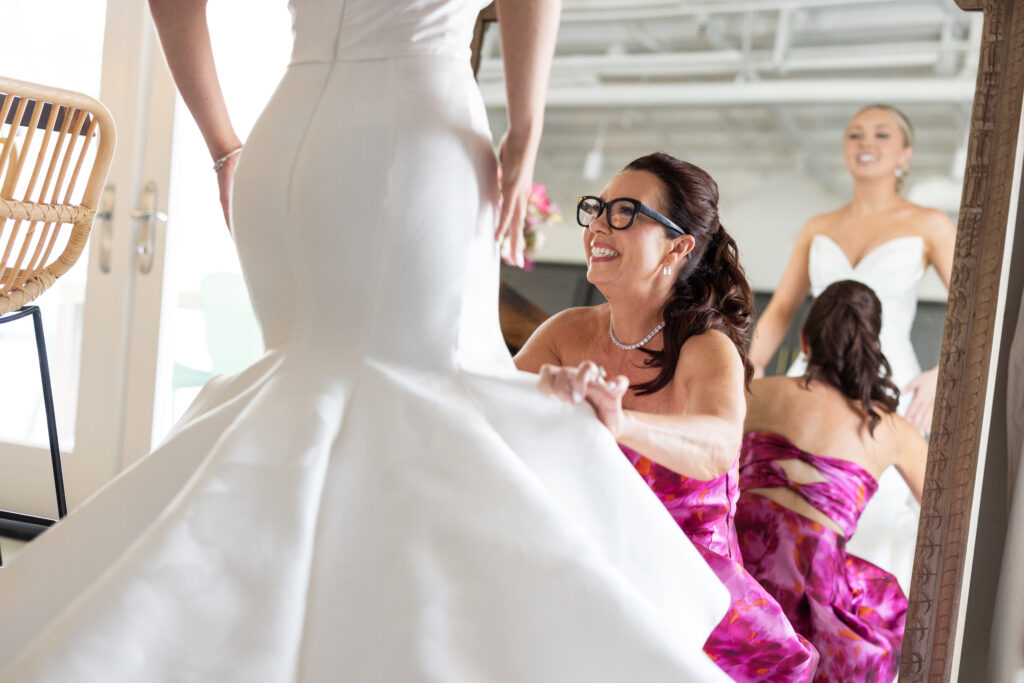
[894,168,904,178]
[663,266,671,276]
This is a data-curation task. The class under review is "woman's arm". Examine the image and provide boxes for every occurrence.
[924,208,956,290]
[149,0,241,227]
[493,0,561,267]
[903,208,956,432]
[540,332,747,480]
[619,332,746,479]
[892,418,928,502]
[748,221,817,376]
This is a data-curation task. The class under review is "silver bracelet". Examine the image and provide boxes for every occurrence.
[213,146,243,172]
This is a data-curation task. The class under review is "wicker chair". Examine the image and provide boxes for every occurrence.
[0,77,115,559]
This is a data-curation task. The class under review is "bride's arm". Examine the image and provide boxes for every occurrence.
[149,0,241,227]
[748,219,816,377]
[904,209,956,432]
[893,417,928,502]
[493,0,561,267]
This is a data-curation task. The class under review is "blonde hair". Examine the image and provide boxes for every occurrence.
[853,103,915,191]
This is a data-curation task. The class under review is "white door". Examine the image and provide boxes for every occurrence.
[0,0,290,516]
[0,0,173,514]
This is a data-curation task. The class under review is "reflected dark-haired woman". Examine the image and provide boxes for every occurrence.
[516,152,818,682]
[736,279,926,683]
[748,104,953,593]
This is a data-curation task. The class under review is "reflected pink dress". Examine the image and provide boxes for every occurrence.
[621,444,819,682]
[735,432,907,683]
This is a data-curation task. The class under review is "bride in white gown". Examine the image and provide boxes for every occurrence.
[0,0,735,681]
[748,104,956,593]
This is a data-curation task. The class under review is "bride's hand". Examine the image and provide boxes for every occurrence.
[216,152,241,232]
[495,129,538,268]
[904,366,939,435]
[538,361,630,437]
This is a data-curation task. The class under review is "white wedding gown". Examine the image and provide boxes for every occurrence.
[0,1,733,681]
[788,233,927,593]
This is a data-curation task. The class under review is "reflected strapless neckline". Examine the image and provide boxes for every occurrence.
[812,233,924,271]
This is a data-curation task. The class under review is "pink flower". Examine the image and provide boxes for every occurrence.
[529,184,552,214]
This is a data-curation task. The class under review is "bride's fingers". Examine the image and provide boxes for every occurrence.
[498,195,527,266]
[507,220,525,268]
[905,396,927,434]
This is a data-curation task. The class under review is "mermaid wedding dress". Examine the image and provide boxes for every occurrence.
[0,1,733,680]
[787,233,927,593]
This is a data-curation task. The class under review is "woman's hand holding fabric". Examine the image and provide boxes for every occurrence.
[538,361,630,437]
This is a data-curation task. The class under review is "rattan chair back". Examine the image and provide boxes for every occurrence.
[0,76,115,315]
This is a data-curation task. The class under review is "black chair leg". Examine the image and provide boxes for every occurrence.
[0,305,67,561]
[30,305,67,518]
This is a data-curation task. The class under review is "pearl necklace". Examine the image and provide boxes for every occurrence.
[608,317,666,350]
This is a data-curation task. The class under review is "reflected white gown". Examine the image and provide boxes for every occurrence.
[0,1,733,680]
[788,234,926,593]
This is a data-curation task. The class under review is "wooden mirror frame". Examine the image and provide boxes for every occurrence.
[472,2,1024,679]
[903,1,1023,679]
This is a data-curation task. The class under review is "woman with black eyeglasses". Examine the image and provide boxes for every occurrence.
[515,152,819,682]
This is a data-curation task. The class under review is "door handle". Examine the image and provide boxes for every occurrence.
[96,183,115,273]
[129,181,168,275]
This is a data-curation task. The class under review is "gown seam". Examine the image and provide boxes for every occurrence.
[291,61,399,682]
[285,2,347,213]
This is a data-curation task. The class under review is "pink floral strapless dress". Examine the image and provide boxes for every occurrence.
[621,444,819,682]
[735,432,907,683]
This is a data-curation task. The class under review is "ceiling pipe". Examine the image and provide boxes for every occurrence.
[481,78,976,108]
[560,0,924,23]
[478,42,975,82]
[769,105,842,194]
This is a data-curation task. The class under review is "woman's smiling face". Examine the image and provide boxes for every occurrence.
[843,107,913,184]
[582,170,684,289]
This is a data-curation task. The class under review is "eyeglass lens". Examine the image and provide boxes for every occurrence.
[578,197,638,229]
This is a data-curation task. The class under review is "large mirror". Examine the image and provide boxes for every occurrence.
[475,1,1024,679]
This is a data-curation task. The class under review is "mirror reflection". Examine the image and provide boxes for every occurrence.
[484,1,978,679]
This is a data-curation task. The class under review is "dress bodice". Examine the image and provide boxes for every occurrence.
[808,234,924,353]
[739,431,878,538]
[288,0,490,64]
[620,444,741,560]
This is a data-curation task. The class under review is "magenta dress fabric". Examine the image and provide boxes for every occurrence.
[620,444,819,682]
[735,432,907,683]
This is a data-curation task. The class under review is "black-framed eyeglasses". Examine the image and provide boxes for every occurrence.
[576,195,686,236]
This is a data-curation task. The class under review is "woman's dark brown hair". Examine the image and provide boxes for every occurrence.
[802,279,900,434]
[624,152,754,395]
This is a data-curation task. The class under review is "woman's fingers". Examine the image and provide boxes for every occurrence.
[903,367,938,435]
[905,390,934,434]
[494,131,534,268]
[571,361,601,402]
[216,154,239,232]
[539,364,581,403]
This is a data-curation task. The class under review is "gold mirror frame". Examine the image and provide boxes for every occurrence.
[472,1,1024,678]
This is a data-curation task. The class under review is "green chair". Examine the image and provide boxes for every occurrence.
[172,272,263,391]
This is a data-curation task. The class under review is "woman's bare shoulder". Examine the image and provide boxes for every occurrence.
[801,208,845,238]
[526,305,603,348]
[749,375,801,395]
[679,327,740,358]
[873,408,926,453]
[904,202,956,236]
